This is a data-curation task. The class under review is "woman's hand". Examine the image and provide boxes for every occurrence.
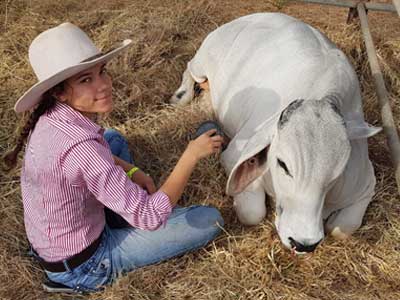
[159,129,223,206]
[130,169,156,194]
[186,129,224,160]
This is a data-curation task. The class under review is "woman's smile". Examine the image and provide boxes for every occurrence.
[96,93,112,102]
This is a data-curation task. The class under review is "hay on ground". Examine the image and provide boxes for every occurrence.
[0,0,399,299]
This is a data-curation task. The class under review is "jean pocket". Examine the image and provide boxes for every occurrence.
[73,239,113,292]
[75,256,112,292]
[87,257,111,278]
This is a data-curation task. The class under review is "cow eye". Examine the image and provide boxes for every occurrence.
[277,158,291,177]
[248,158,257,165]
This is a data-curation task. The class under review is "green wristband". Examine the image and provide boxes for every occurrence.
[126,166,140,178]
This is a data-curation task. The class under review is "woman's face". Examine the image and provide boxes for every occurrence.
[57,62,113,118]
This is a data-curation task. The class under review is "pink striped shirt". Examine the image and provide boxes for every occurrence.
[21,102,172,262]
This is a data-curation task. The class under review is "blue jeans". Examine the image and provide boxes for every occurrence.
[45,129,224,293]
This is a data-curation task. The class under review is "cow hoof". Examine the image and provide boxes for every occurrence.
[238,217,263,226]
[236,211,265,226]
[170,91,185,105]
[330,227,351,239]
[170,89,194,106]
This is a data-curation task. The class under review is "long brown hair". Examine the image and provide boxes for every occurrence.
[3,83,64,169]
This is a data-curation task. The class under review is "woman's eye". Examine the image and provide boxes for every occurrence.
[100,68,108,75]
[277,158,292,177]
[80,77,91,83]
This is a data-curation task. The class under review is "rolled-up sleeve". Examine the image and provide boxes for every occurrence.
[61,138,172,230]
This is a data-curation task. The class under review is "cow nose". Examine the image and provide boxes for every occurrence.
[288,237,321,253]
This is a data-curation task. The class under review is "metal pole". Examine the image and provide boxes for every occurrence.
[357,3,400,192]
[393,0,400,16]
[294,0,397,13]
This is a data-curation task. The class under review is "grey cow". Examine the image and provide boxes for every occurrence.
[171,13,381,253]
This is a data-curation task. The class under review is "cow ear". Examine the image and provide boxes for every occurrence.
[324,95,382,139]
[345,120,382,140]
[232,147,268,194]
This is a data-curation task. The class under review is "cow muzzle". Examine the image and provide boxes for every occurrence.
[288,237,322,253]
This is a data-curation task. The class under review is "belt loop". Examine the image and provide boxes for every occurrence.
[62,260,72,273]
[27,244,35,258]
[28,244,41,261]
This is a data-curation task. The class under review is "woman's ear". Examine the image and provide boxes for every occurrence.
[51,83,69,103]
[54,91,67,102]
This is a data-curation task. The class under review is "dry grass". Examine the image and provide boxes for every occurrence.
[1,0,400,299]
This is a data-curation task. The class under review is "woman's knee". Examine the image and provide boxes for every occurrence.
[186,205,224,231]
[103,129,133,163]
[103,128,126,145]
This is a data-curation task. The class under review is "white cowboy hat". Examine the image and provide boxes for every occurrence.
[14,22,132,113]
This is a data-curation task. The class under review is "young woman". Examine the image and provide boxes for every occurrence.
[5,22,224,293]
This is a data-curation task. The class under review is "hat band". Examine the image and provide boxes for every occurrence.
[81,48,115,63]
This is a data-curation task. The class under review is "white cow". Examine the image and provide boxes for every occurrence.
[171,13,381,253]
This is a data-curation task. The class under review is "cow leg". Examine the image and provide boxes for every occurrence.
[324,197,371,239]
[170,66,198,106]
[233,177,266,225]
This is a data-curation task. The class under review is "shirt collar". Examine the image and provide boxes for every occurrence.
[47,102,104,134]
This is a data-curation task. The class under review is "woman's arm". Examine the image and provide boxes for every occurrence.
[113,155,156,193]
[113,129,223,207]
[160,130,223,206]
[159,149,198,207]
[62,130,222,230]
[113,155,133,172]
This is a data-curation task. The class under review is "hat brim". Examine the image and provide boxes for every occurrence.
[14,39,132,113]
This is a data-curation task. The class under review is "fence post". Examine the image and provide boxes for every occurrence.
[357,2,400,192]
[392,0,400,16]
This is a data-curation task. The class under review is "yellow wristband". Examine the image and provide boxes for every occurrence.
[126,166,140,178]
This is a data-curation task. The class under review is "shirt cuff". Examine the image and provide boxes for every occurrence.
[149,191,173,227]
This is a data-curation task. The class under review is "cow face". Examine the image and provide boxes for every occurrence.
[268,99,351,252]
[228,96,380,253]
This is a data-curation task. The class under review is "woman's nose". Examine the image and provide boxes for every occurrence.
[97,74,111,92]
